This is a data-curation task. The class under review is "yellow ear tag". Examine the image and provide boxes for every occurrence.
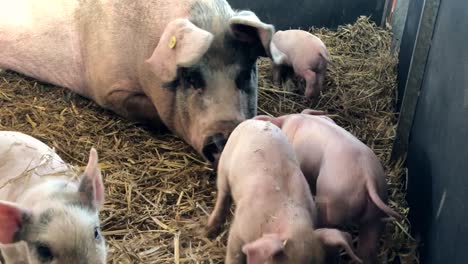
[282,239,288,248]
[169,36,177,49]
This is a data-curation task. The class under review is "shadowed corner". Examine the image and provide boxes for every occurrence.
[406,145,433,263]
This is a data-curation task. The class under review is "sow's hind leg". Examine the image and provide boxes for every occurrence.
[0,5,86,91]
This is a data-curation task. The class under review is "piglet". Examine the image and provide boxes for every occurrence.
[254,111,401,264]
[270,30,330,98]
[205,120,361,264]
[0,131,107,263]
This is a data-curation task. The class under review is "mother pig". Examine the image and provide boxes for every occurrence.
[0,0,276,163]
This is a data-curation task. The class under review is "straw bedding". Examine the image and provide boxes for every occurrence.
[0,16,418,263]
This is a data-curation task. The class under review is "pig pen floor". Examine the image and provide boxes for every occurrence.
[0,17,418,263]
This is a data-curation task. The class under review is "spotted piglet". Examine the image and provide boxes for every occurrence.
[255,111,401,263]
[270,30,330,98]
[205,120,361,264]
[0,131,107,263]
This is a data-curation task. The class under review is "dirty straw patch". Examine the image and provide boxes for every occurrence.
[0,16,417,263]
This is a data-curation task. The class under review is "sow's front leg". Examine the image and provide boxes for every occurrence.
[104,87,164,130]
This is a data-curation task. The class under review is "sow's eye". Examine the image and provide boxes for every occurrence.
[161,67,205,91]
[235,60,256,92]
[182,67,205,90]
[35,242,54,262]
[235,68,253,91]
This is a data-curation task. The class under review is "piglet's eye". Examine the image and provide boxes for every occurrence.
[36,243,54,262]
[94,226,102,240]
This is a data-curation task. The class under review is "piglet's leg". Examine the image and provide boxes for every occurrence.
[206,172,232,238]
[206,191,232,238]
[271,63,285,85]
[316,71,326,92]
[357,222,383,264]
[301,69,319,98]
[226,226,246,264]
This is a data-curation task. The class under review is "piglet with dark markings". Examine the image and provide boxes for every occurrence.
[0,131,106,264]
[205,120,361,264]
[254,111,402,263]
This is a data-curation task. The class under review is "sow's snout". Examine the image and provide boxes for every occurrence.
[202,133,228,164]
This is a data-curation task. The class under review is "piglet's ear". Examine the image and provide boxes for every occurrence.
[253,115,283,128]
[300,109,337,125]
[270,41,288,65]
[145,18,214,83]
[0,201,31,244]
[229,11,275,57]
[315,228,363,264]
[301,109,328,116]
[253,114,272,120]
[78,148,105,211]
[242,233,285,264]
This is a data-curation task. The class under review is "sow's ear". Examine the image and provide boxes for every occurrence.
[145,18,214,83]
[0,201,31,244]
[229,10,275,57]
[78,148,105,211]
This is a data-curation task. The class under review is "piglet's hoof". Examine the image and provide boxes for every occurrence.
[271,74,282,86]
[204,223,223,239]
